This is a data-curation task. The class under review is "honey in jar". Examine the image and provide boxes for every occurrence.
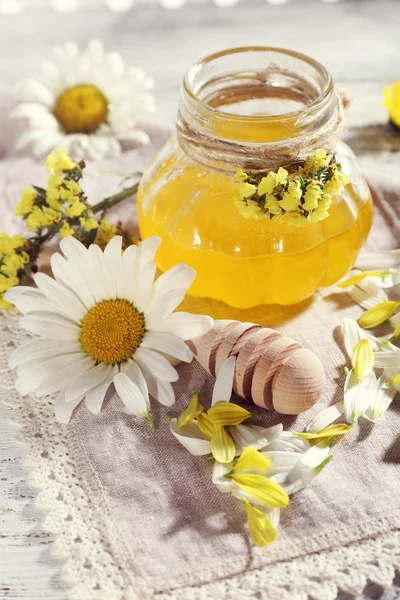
[137,47,372,308]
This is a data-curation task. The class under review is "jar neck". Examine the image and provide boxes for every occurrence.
[176,47,347,174]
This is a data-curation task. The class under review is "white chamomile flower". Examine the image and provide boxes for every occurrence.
[6,235,213,424]
[12,40,156,159]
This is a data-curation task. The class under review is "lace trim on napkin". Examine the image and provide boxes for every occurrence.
[1,311,399,600]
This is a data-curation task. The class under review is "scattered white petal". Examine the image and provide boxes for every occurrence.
[170,418,211,455]
[364,374,397,422]
[348,278,388,310]
[355,250,400,270]
[230,423,283,452]
[374,351,400,369]
[212,356,236,405]
[306,402,345,432]
[344,370,376,424]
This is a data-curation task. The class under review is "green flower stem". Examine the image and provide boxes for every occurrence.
[90,182,140,215]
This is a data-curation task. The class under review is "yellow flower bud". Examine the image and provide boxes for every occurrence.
[280,181,302,212]
[65,201,87,218]
[233,169,248,183]
[238,182,257,199]
[46,148,76,174]
[351,339,375,378]
[79,216,99,232]
[358,301,400,329]
[15,189,37,217]
[59,222,75,238]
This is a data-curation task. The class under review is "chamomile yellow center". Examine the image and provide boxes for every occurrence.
[54,84,109,134]
[80,299,145,365]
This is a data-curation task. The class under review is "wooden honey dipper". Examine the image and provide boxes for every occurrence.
[187,320,325,415]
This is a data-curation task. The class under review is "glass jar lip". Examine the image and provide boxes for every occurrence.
[183,46,333,123]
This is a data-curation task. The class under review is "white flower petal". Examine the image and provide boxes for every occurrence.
[60,236,88,264]
[36,356,95,397]
[9,338,81,370]
[145,288,187,330]
[34,272,86,323]
[104,236,124,297]
[159,312,214,341]
[266,431,310,454]
[170,418,211,456]
[137,362,175,406]
[141,331,192,363]
[4,287,54,314]
[212,356,236,405]
[390,311,400,329]
[212,461,235,493]
[121,244,138,302]
[343,370,376,424]
[18,78,54,106]
[65,362,114,403]
[17,350,85,380]
[120,359,150,410]
[342,318,382,356]
[149,264,196,308]
[300,444,331,469]
[262,450,302,474]
[20,311,80,340]
[306,402,345,432]
[16,352,86,395]
[113,372,148,418]
[135,347,178,382]
[355,250,400,270]
[230,423,283,453]
[132,261,157,312]
[51,252,96,310]
[137,236,161,269]
[374,351,400,369]
[54,390,84,424]
[384,368,400,393]
[85,372,116,415]
[348,278,388,310]
[88,244,118,301]
[364,374,397,422]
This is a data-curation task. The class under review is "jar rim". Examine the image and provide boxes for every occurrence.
[183,46,333,124]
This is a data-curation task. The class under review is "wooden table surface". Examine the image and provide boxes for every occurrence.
[0,1,399,598]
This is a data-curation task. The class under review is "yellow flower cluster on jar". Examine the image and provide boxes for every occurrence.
[234,149,350,225]
[0,233,29,308]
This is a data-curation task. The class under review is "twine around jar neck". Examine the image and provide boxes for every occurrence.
[176,65,350,175]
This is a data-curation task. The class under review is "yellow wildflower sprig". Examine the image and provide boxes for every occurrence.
[234,149,350,225]
[1,149,141,308]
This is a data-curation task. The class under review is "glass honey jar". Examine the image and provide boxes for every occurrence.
[137,47,372,308]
